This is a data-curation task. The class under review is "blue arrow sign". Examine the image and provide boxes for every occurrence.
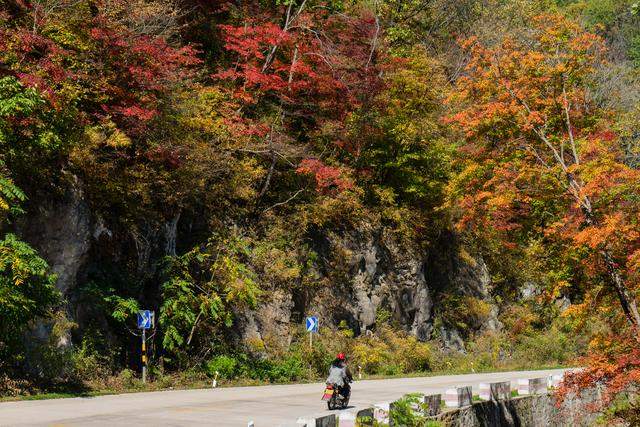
[137,310,154,329]
[306,316,318,333]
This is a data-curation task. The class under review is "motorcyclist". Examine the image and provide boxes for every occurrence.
[326,353,353,399]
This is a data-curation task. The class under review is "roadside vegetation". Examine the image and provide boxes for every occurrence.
[2,1,640,423]
[2,308,581,399]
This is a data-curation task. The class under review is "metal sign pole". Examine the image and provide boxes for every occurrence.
[142,327,147,384]
[309,330,313,349]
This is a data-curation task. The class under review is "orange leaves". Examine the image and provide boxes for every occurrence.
[573,212,636,250]
[448,13,604,151]
[558,332,640,409]
[447,13,640,360]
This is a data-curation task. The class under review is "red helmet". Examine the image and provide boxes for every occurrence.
[337,353,345,360]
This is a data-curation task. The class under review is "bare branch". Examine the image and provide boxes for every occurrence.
[263,189,305,213]
[366,11,380,69]
[562,81,580,165]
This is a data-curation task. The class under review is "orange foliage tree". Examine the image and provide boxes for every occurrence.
[447,14,640,336]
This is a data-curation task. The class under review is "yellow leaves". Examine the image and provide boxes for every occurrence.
[85,122,132,148]
[175,86,233,141]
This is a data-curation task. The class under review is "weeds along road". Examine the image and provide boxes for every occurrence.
[0,369,567,427]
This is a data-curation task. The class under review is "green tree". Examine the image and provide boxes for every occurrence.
[159,233,261,366]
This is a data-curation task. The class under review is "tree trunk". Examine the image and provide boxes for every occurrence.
[601,249,640,333]
[578,187,640,335]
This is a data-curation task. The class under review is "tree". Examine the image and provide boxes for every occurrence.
[447,14,640,334]
[159,233,260,366]
[215,1,386,202]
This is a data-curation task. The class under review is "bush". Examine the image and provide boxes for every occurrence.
[205,355,238,380]
[268,355,306,382]
[72,339,112,382]
[350,326,433,376]
[389,393,442,427]
[118,369,137,388]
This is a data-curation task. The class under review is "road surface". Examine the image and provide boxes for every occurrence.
[0,369,567,426]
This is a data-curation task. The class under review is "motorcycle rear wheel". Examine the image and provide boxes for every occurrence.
[327,396,336,410]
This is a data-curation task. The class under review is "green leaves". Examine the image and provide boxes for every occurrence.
[0,233,59,334]
[158,234,261,363]
[0,77,44,118]
[104,295,140,323]
[0,170,26,220]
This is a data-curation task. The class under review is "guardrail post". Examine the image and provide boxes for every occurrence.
[548,374,562,389]
[445,386,472,407]
[517,377,548,395]
[355,408,374,426]
[337,411,356,427]
[490,381,511,401]
[296,414,336,427]
[423,394,441,416]
[373,402,390,425]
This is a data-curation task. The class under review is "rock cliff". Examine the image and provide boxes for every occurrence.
[15,178,500,351]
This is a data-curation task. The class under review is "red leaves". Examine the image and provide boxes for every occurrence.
[214,5,384,127]
[218,22,287,58]
[87,23,201,133]
[1,4,201,137]
[296,159,352,194]
[558,333,640,410]
[214,19,332,107]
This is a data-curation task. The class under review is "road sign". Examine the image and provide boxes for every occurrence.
[137,310,154,329]
[306,316,318,333]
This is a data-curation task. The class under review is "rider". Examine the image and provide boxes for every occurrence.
[326,353,353,398]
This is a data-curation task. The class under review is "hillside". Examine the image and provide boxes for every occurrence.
[2,1,640,420]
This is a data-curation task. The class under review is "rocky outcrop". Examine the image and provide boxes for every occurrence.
[13,176,499,352]
[18,175,92,297]
[236,224,500,350]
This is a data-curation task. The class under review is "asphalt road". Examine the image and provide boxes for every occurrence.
[0,369,567,427]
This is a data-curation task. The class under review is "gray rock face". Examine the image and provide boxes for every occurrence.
[13,177,498,353]
[19,175,91,296]
[236,288,295,354]
[310,226,434,339]
[237,225,498,349]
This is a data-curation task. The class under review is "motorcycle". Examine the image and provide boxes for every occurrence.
[322,383,350,410]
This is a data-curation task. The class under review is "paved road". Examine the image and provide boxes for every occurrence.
[0,369,567,426]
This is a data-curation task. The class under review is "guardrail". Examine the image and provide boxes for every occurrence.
[293,373,566,427]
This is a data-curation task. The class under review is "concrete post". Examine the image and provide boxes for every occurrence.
[458,386,473,406]
[517,377,547,395]
[373,402,390,425]
[296,415,336,427]
[490,381,511,401]
[548,374,562,389]
[355,408,374,426]
[337,411,356,427]
[445,386,472,407]
[478,383,491,401]
[423,394,441,416]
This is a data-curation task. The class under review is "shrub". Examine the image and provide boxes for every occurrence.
[118,369,137,388]
[389,393,431,427]
[268,355,306,382]
[72,339,112,382]
[205,355,238,380]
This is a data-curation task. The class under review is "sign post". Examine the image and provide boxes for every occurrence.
[137,310,154,383]
[305,316,318,349]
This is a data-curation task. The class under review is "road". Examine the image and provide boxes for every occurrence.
[0,369,567,426]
